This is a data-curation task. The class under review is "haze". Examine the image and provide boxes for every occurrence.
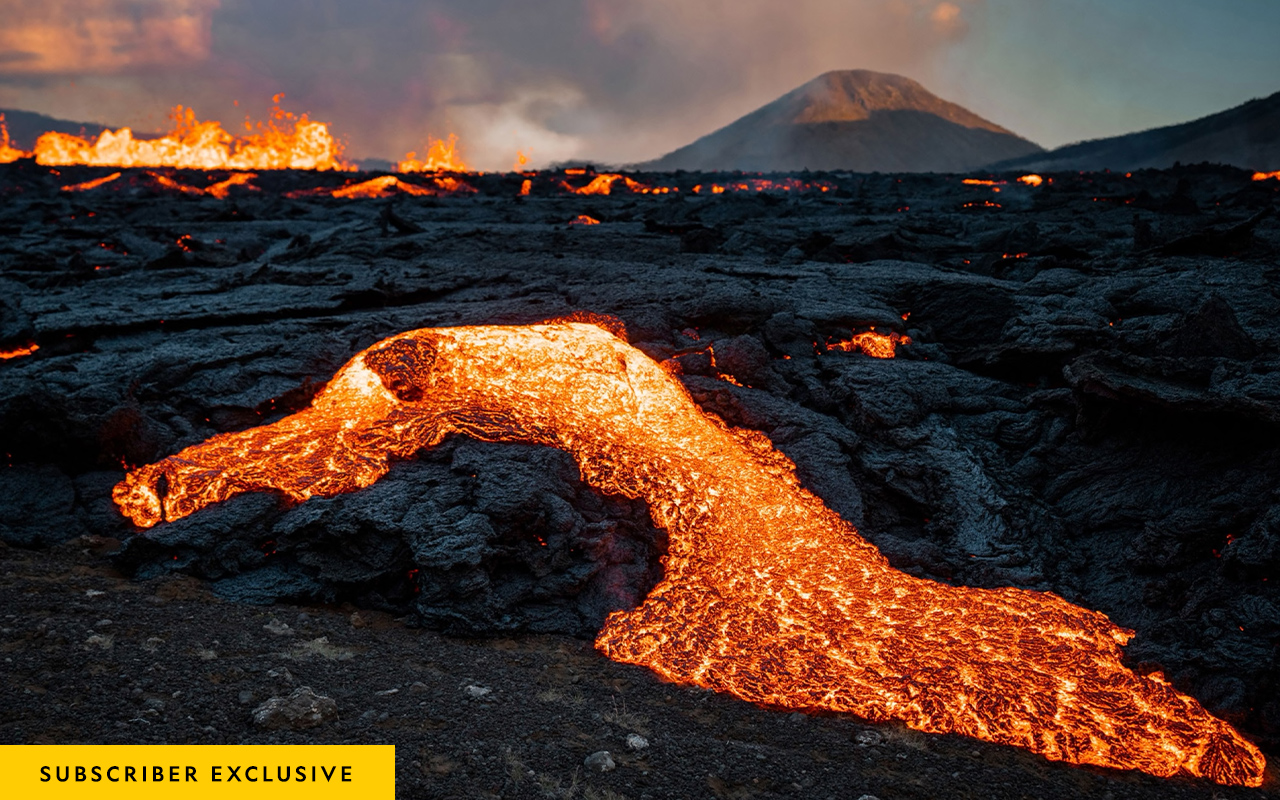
[1,0,1277,169]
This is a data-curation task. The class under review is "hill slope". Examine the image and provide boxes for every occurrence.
[641,70,1043,173]
[991,91,1280,172]
[0,108,115,150]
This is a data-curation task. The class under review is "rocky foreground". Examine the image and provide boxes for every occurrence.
[1,162,1278,797]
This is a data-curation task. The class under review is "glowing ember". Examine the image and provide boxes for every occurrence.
[398,135,468,173]
[1252,171,1280,181]
[827,330,910,359]
[113,322,1265,787]
[0,342,39,360]
[569,215,600,225]
[1019,174,1045,186]
[0,115,31,163]
[33,97,349,171]
[514,151,530,171]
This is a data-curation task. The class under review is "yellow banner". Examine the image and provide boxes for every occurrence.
[0,745,395,799]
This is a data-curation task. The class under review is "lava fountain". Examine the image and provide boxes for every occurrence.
[112,322,1265,787]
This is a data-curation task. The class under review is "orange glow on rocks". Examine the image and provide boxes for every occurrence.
[827,330,910,359]
[32,97,350,171]
[113,322,1265,787]
[397,134,468,173]
[1253,171,1280,181]
[569,214,600,225]
[0,342,39,360]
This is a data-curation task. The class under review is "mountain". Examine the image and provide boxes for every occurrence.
[639,70,1043,173]
[0,108,115,149]
[990,91,1280,173]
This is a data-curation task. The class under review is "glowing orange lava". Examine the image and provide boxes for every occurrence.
[1253,171,1280,181]
[398,135,468,173]
[61,172,123,192]
[205,172,260,199]
[569,214,600,225]
[827,330,910,359]
[1019,174,1045,186]
[112,322,1265,787]
[32,97,349,171]
[285,174,473,199]
[962,178,1004,187]
[0,342,39,360]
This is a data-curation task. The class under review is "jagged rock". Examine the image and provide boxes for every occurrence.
[251,686,338,730]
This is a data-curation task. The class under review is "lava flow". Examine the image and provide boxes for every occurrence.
[31,97,349,171]
[827,329,910,358]
[0,115,28,163]
[112,322,1265,787]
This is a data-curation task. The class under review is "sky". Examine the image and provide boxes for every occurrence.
[0,0,1277,169]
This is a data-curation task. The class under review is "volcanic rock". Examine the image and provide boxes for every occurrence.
[251,686,338,730]
[2,159,1279,790]
[641,70,1043,172]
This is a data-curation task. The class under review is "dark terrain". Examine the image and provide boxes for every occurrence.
[994,90,1280,173]
[1,161,1279,798]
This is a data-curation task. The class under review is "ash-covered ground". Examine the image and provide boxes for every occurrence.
[1,162,1278,798]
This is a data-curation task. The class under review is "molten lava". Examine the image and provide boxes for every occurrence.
[398,135,468,173]
[569,215,600,225]
[32,97,349,171]
[113,322,1265,787]
[827,330,910,359]
[61,172,123,192]
[1253,171,1280,181]
[1019,174,1045,186]
[0,342,39,360]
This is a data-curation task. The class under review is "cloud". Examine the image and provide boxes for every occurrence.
[0,0,982,167]
[0,0,220,74]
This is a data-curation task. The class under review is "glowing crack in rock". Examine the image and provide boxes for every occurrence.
[113,322,1265,787]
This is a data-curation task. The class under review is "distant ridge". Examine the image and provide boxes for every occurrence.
[639,70,1043,173]
[989,91,1280,172]
[0,108,116,149]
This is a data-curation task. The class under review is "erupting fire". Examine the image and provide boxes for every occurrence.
[113,322,1265,787]
[31,97,349,171]
[0,115,29,164]
[0,342,39,360]
[1253,171,1280,181]
[398,135,468,173]
[827,330,910,359]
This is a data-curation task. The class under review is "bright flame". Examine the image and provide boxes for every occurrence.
[1252,171,1280,181]
[0,342,39,360]
[32,98,350,171]
[827,330,910,359]
[0,115,31,164]
[398,135,468,173]
[1019,174,1045,186]
[113,322,1266,788]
